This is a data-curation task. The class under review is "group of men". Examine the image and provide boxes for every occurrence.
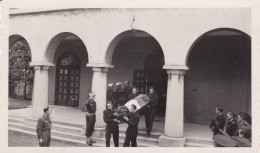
[103,86,158,147]
[210,106,251,147]
[35,86,158,147]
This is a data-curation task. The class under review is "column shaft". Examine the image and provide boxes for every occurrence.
[164,70,185,137]
[91,67,107,128]
[32,66,49,119]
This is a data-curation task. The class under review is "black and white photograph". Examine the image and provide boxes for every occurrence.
[1,0,260,152]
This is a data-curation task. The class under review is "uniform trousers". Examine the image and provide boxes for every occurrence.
[85,114,96,137]
[39,130,51,147]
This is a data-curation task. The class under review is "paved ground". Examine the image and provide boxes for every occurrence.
[8,98,31,110]
[8,130,86,147]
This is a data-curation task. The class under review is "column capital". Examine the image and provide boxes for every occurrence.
[163,65,189,70]
[92,67,108,73]
[86,63,114,68]
[166,69,186,76]
[29,62,55,67]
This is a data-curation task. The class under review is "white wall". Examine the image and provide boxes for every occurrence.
[9,8,250,66]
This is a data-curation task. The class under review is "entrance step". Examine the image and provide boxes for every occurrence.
[8,117,158,147]
[185,137,214,147]
[8,114,213,147]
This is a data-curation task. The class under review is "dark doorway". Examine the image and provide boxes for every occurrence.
[133,51,167,116]
[185,30,251,124]
[55,52,81,107]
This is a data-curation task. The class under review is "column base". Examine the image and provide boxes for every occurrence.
[158,135,186,147]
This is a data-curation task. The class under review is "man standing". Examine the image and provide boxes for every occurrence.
[144,87,158,137]
[127,87,139,101]
[85,92,97,145]
[123,104,140,147]
[36,107,52,147]
[210,106,225,136]
[103,101,120,147]
[225,111,238,136]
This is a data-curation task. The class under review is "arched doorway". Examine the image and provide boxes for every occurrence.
[55,52,81,107]
[185,29,251,124]
[107,30,167,116]
[46,32,90,108]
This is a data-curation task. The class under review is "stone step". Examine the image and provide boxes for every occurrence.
[8,127,101,147]
[186,137,214,146]
[9,114,27,120]
[8,118,24,124]
[8,121,157,147]
[185,142,214,147]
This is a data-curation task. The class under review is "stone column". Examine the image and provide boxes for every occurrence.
[31,66,49,119]
[159,66,187,147]
[91,67,108,128]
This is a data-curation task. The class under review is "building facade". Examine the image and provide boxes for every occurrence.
[9,8,251,146]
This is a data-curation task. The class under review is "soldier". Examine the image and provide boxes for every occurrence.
[127,87,139,101]
[103,101,120,147]
[107,83,116,108]
[144,87,158,137]
[123,104,140,147]
[235,112,251,136]
[225,111,238,136]
[36,107,52,147]
[210,106,225,136]
[85,92,97,145]
[115,82,124,106]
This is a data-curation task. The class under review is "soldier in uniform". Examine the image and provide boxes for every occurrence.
[123,104,140,147]
[115,82,124,107]
[210,106,225,136]
[103,101,120,147]
[144,87,158,137]
[36,107,52,147]
[225,111,238,136]
[235,112,251,136]
[85,92,97,145]
[127,87,139,101]
[107,83,116,108]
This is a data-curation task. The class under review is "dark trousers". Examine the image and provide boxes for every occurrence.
[145,108,156,134]
[105,124,119,147]
[39,130,51,147]
[85,114,96,137]
[123,127,138,147]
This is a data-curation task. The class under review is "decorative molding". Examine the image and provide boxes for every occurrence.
[29,62,55,67]
[163,65,189,70]
[86,63,114,68]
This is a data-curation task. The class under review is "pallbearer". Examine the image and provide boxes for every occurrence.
[144,87,158,137]
[103,101,120,147]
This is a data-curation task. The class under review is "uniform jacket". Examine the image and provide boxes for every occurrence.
[103,109,119,126]
[126,112,140,129]
[36,114,52,139]
[85,99,96,114]
[226,118,238,136]
[147,93,158,109]
[215,113,226,131]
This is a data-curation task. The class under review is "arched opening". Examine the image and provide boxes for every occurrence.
[185,28,251,125]
[9,35,33,106]
[55,52,81,107]
[46,33,91,108]
[107,30,167,117]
